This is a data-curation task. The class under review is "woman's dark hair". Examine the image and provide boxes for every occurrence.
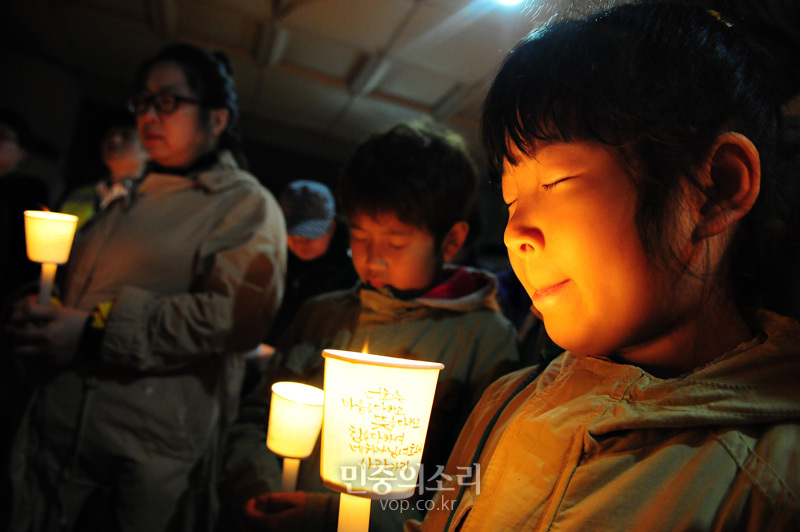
[134,43,247,168]
[482,1,789,309]
[339,120,479,246]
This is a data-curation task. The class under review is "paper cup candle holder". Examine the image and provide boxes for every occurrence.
[23,210,79,305]
[320,348,444,532]
[266,381,325,492]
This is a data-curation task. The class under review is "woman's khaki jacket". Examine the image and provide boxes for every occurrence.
[10,151,286,532]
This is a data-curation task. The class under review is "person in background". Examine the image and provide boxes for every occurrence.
[241,179,357,397]
[5,42,287,532]
[412,3,800,530]
[60,115,149,228]
[267,179,357,345]
[221,121,520,532]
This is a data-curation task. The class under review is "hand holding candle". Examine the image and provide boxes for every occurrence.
[5,301,90,364]
[23,210,78,305]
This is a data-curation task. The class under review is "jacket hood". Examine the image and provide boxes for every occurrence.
[193,151,260,192]
[357,265,500,318]
[582,310,800,436]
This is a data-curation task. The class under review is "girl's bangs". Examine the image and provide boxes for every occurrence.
[483,26,638,177]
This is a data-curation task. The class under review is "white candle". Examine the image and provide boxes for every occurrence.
[38,262,58,305]
[338,492,371,532]
[281,457,301,492]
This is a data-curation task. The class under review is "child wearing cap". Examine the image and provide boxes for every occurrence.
[221,121,520,531]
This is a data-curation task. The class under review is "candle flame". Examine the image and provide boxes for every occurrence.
[361,340,369,354]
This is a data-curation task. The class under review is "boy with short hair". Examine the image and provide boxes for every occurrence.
[221,121,519,531]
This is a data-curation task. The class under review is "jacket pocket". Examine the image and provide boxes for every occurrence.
[172,373,219,455]
[113,374,218,459]
[449,489,474,532]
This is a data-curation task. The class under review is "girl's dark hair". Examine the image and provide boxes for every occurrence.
[134,43,247,168]
[339,120,479,246]
[482,1,789,309]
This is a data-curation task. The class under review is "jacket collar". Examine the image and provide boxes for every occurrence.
[557,310,800,436]
[145,151,219,177]
[144,150,243,193]
[356,265,500,317]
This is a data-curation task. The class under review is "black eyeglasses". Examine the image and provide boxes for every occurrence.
[127,93,202,115]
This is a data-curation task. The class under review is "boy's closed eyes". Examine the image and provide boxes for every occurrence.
[348,211,442,293]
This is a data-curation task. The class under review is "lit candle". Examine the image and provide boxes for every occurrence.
[320,349,444,532]
[23,210,79,305]
[266,381,324,492]
[338,492,371,532]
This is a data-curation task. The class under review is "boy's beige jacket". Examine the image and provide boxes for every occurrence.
[412,310,800,531]
[221,269,520,530]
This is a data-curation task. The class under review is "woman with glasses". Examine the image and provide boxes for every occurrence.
[6,43,287,532]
